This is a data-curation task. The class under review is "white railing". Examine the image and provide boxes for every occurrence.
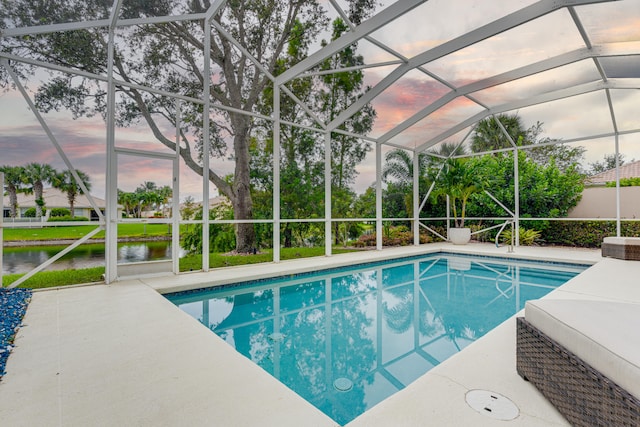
[495,220,514,253]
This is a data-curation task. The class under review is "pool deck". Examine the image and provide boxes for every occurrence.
[1,243,639,426]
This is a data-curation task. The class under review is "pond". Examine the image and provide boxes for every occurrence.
[2,241,186,275]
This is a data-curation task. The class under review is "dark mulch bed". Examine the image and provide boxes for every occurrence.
[0,288,31,379]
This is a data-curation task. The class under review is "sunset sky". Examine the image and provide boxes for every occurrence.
[1,0,639,201]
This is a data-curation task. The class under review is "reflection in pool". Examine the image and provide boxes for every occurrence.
[167,253,586,425]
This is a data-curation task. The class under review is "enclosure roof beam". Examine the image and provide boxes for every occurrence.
[324,0,616,132]
[1,14,207,38]
[415,78,637,153]
[459,126,640,160]
[205,0,227,21]
[377,43,631,143]
[275,0,426,85]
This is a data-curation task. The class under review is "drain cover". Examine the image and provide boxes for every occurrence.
[465,389,519,421]
[333,378,353,392]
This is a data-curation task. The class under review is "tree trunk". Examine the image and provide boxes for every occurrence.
[283,225,292,248]
[8,185,18,218]
[231,122,256,253]
[34,182,43,218]
[234,208,256,252]
[67,190,77,218]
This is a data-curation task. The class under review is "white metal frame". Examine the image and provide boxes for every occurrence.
[1,0,639,286]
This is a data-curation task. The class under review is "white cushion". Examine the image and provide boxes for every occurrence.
[525,299,640,399]
[603,236,640,246]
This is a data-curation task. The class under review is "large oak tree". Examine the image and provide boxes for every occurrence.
[1,0,327,252]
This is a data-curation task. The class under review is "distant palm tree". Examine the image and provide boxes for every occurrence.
[470,114,527,153]
[382,150,430,228]
[52,169,92,217]
[156,185,173,216]
[138,181,157,193]
[23,163,57,218]
[0,165,25,218]
[382,145,466,226]
[427,141,466,161]
[117,190,140,218]
[382,149,427,187]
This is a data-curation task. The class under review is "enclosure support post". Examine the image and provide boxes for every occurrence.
[273,86,281,262]
[615,133,621,236]
[325,132,332,256]
[446,195,450,240]
[172,100,181,275]
[201,18,212,271]
[105,0,123,284]
[413,151,420,245]
[376,144,383,250]
[496,114,520,248]
[514,147,520,247]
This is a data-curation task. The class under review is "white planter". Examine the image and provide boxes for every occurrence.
[449,227,471,245]
[448,257,471,271]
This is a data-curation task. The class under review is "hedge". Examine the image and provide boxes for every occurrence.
[47,215,89,222]
[542,220,640,248]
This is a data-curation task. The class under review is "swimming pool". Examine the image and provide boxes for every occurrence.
[167,253,586,425]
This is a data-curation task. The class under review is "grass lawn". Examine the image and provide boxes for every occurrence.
[2,246,362,289]
[2,267,106,289]
[3,223,173,241]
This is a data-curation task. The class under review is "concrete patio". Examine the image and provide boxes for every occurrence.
[1,243,638,426]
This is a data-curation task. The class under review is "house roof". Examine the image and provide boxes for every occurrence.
[2,188,107,210]
[587,160,640,185]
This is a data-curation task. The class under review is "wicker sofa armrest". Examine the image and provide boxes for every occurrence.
[516,317,640,426]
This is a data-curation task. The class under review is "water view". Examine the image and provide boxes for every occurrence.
[2,241,185,275]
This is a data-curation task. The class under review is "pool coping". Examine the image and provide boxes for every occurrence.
[163,250,591,300]
[3,243,639,426]
[145,243,599,296]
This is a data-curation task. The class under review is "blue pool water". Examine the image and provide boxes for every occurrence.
[166,253,586,425]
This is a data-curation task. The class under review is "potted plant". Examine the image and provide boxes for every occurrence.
[433,158,483,245]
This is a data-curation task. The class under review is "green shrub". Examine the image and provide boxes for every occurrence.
[50,208,71,217]
[354,227,432,247]
[605,177,640,187]
[48,215,89,222]
[542,221,640,247]
[501,227,541,246]
[181,205,236,254]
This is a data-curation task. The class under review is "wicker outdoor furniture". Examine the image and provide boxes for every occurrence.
[516,299,640,427]
[601,236,640,261]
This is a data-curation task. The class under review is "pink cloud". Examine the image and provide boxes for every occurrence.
[369,75,451,136]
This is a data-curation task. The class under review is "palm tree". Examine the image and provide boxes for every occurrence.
[156,185,173,216]
[23,163,57,218]
[382,150,430,228]
[427,141,467,163]
[52,169,91,217]
[382,149,429,187]
[433,158,482,228]
[117,190,140,218]
[470,114,527,153]
[138,181,157,193]
[0,165,25,218]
